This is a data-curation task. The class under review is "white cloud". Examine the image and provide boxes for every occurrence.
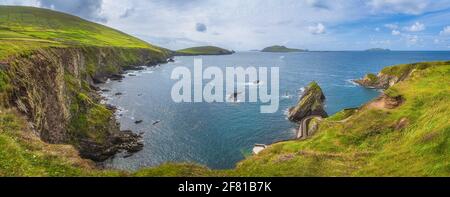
[403,22,426,32]
[440,26,450,36]
[375,27,380,31]
[308,23,326,35]
[367,0,449,15]
[392,30,401,35]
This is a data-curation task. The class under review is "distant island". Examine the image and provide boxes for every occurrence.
[261,45,308,53]
[175,46,235,56]
[365,48,391,52]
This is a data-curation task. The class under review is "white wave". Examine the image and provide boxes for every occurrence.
[345,79,358,87]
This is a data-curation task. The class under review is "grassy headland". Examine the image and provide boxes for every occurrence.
[261,45,307,53]
[176,46,234,56]
[0,6,170,175]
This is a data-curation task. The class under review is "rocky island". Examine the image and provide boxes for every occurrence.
[261,45,308,53]
[175,46,235,56]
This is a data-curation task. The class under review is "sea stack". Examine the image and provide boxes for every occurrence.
[288,81,328,122]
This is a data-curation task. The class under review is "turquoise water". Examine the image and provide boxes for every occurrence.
[101,51,450,170]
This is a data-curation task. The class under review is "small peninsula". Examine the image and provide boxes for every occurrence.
[261,45,308,53]
[176,46,235,56]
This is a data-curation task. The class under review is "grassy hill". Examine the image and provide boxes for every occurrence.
[261,45,307,53]
[0,6,169,176]
[0,6,168,59]
[176,46,234,56]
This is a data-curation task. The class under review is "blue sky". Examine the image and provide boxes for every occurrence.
[1,0,450,51]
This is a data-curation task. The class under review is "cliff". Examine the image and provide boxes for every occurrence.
[0,6,171,162]
[288,81,328,122]
[353,61,448,89]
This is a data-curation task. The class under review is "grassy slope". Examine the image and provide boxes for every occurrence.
[176,46,233,55]
[227,62,449,176]
[0,6,167,60]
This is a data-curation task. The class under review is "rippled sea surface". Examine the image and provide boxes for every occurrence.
[100,51,450,170]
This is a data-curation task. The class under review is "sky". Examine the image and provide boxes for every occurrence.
[1,0,450,51]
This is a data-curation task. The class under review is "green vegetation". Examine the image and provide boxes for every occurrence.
[0,6,169,59]
[261,45,307,53]
[0,6,448,177]
[227,62,450,176]
[176,46,234,56]
[0,108,124,176]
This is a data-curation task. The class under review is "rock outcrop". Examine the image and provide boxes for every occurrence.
[353,73,398,89]
[353,62,440,89]
[288,81,328,122]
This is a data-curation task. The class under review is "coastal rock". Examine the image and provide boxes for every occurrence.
[288,81,328,122]
[353,73,398,89]
[79,130,143,161]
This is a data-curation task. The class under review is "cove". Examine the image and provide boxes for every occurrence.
[100,51,450,170]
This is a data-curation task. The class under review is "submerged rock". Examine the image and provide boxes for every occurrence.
[288,81,328,122]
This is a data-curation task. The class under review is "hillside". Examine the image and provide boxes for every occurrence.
[261,45,307,53]
[0,6,169,59]
[176,46,234,56]
[0,6,171,175]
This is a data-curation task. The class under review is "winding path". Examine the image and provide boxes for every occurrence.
[296,116,323,139]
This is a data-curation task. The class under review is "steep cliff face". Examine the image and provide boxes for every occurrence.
[354,61,449,89]
[288,81,328,122]
[2,47,169,161]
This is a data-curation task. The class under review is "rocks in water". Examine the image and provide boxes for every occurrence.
[78,130,143,162]
[134,120,143,124]
[167,58,175,62]
[123,66,145,71]
[101,89,111,92]
[288,81,328,122]
[115,92,123,96]
[110,74,124,81]
[105,104,117,111]
[152,120,161,125]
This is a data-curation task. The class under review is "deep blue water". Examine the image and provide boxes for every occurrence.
[100,51,450,170]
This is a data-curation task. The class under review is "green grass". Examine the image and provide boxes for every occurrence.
[176,46,233,55]
[226,62,450,176]
[0,108,124,176]
[0,6,168,59]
